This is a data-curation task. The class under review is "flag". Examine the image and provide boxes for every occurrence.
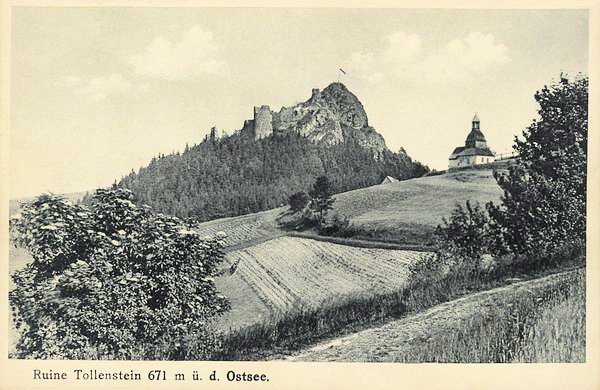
[339,68,346,74]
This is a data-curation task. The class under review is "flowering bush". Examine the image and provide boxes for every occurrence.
[10,188,229,359]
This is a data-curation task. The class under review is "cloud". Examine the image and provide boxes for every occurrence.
[76,74,132,102]
[346,31,510,83]
[56,74,132,101]
[128,26,226,80]
[424,32,511,81]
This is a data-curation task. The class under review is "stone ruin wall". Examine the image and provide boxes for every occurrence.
[253,105,273,140]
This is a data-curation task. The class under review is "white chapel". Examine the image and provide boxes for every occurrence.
[448,115,495,169]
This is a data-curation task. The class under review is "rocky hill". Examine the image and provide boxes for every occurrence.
[118,83,428,221]
[242,83,387,157]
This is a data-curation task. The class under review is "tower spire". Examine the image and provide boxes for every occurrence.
[472,113,480,130]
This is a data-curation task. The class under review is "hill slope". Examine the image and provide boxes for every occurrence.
[216,237,426,329]
[207,168,503,329]
[193,168,504,248]
[9,168,504,347]
[334,168,504,244]
[118,83,428,221]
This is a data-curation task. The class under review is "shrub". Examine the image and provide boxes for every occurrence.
[434,201,492,270]
[9,188,230,359]
[288,191,310,213]
[317,211,351,236]
[278,176,338,233]
[276,207,317,231]
[487,165,585,260]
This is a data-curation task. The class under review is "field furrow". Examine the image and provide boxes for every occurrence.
[234,253,291,312]
[220,237,426,314]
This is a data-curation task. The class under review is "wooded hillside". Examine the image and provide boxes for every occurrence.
[118,132,428,221]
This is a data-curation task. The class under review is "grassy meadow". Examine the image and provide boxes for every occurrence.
[514,280,586,362]
[333,169,503,244]
[191,168,504,248]
[287,268,585,362]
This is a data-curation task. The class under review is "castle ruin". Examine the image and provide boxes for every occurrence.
[253,105,273,140]
[209,126,219,142]
[311,88,321,100]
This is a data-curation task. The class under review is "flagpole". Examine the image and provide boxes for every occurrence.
[338,68,346,83]
[337,68,346,84]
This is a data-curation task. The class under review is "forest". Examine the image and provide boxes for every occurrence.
[118,131,428,221]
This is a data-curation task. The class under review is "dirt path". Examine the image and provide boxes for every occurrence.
[282,269,581,362]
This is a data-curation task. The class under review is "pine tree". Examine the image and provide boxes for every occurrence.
[309,176,336,227]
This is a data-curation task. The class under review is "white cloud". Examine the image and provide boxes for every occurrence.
[346,31,510,83]
[424,32,511,81]
[76,74,131,102]
[129,26,226,80]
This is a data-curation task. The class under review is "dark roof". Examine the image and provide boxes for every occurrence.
[449,147,495,159]
[472,114,480,122]
[451,146,465,154]
[466,129,486,143]
[381,176,399,184]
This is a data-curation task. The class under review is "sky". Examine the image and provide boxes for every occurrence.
[10,7,588,199]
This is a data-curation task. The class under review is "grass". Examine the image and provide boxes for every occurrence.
[218,237,422,315]
[288,231,433,251]
[280,168,502,246]
[9,237,585,363]
[288,268,584,362]
[8,236,422,356]
[194,207,283,248]
[388,269,585,363]
[335,169,502,225]
[214,272,273,330]
[514,282,586,362]
[213,288,412,360]
[333,223,436,247]
[212,248,584,361]
[189,167,502,248]
[9,168,580,362]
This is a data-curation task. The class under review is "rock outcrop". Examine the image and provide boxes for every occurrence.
[244,83,389,158]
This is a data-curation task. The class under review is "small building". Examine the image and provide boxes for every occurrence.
[448,115,495,169]
[381,176,399,185]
